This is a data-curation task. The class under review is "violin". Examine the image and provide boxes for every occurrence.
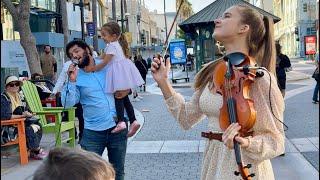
[212,52,259,179]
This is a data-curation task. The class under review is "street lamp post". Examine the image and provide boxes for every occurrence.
[117,0,129,33]
[74,0,89,40]
[120,0,125,33]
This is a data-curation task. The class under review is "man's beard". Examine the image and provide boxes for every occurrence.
[78,52,90,69]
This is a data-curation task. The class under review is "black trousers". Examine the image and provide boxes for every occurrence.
[25,123,42,150]
[115,95,136,124]
[141,73,147,92]
[75,102,84,140]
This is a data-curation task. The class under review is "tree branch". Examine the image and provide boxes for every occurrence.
[1,0,17,16]
[19,0,31,17]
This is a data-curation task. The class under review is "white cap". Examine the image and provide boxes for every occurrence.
[5,76,22,87]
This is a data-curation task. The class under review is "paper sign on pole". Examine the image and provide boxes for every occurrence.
[305,35,317,55]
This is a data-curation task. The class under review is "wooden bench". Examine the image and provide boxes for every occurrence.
[1,118,28,165]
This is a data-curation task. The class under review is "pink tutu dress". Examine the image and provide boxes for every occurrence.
[104,41,145,93]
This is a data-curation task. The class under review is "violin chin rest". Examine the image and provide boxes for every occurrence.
[224,52,246,66]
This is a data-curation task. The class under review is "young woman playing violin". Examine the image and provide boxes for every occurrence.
[151,4,285,180]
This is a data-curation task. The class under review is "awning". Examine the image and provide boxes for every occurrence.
[179,0,281,32]
[12,1,61,19]
[30,6,61,18]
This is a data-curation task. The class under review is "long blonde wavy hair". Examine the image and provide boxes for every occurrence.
[194,5,276,91]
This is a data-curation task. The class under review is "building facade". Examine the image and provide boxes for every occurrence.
[273,0,299,57]
[273,0,317,58]
[1,0,64,75]
[106,0,166,57]
[248,0,274,13]
[248,0,318,58]
[1,0,109,76]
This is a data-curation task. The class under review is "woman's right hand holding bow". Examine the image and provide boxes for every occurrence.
[151,56,175,99]
[151,56,171,84]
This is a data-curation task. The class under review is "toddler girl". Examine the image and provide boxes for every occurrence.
[86,21,144,137]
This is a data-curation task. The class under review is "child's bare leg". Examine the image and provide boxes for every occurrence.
[123,95,141,137]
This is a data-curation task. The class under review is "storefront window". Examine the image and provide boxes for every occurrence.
[33,0,56,12]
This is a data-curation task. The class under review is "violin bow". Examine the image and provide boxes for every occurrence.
[158,0,185,59]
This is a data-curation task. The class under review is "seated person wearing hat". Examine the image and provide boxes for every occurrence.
[31,73,52,101]
[1,76,47,160]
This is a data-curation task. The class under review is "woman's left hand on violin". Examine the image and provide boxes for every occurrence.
[222,123,249,149]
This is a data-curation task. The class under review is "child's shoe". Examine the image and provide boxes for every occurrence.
[111,121,127,133]
[127,120,141,137]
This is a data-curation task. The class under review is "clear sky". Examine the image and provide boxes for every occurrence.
[144,0,215,13]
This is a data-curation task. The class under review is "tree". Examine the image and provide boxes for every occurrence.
[176,0,193,21]
[58,0,69,60]
[176,29,185,39]
[175,0,193,39]
[2,0,42,74]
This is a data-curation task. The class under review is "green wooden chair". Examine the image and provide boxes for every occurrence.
[21,81,76,147]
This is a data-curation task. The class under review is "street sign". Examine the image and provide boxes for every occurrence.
[169,39,186,65]
[86,22,95,36]
[304,35,317,55]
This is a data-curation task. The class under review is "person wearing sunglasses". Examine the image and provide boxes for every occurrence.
[1,76,47,160]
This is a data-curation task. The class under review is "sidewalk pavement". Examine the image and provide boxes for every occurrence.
[291,57,317,64]
[168,67,311,87]
[1,108,145,180]
[287,70,310,82]
[1,64,316,179]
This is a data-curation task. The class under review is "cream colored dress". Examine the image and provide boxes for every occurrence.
[165,73,285,180]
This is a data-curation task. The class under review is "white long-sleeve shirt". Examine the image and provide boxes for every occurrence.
[52,61,72,94]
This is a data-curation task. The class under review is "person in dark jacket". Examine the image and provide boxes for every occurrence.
[276,43,291,97]
[134,55,148,92]
[31,73,52,100]
[1,76,47,160]
[312,53,319,104]
[147,57,152,69]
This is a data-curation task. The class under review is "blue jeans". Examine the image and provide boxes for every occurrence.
[313,81,319,101]
[80,127,127,180]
